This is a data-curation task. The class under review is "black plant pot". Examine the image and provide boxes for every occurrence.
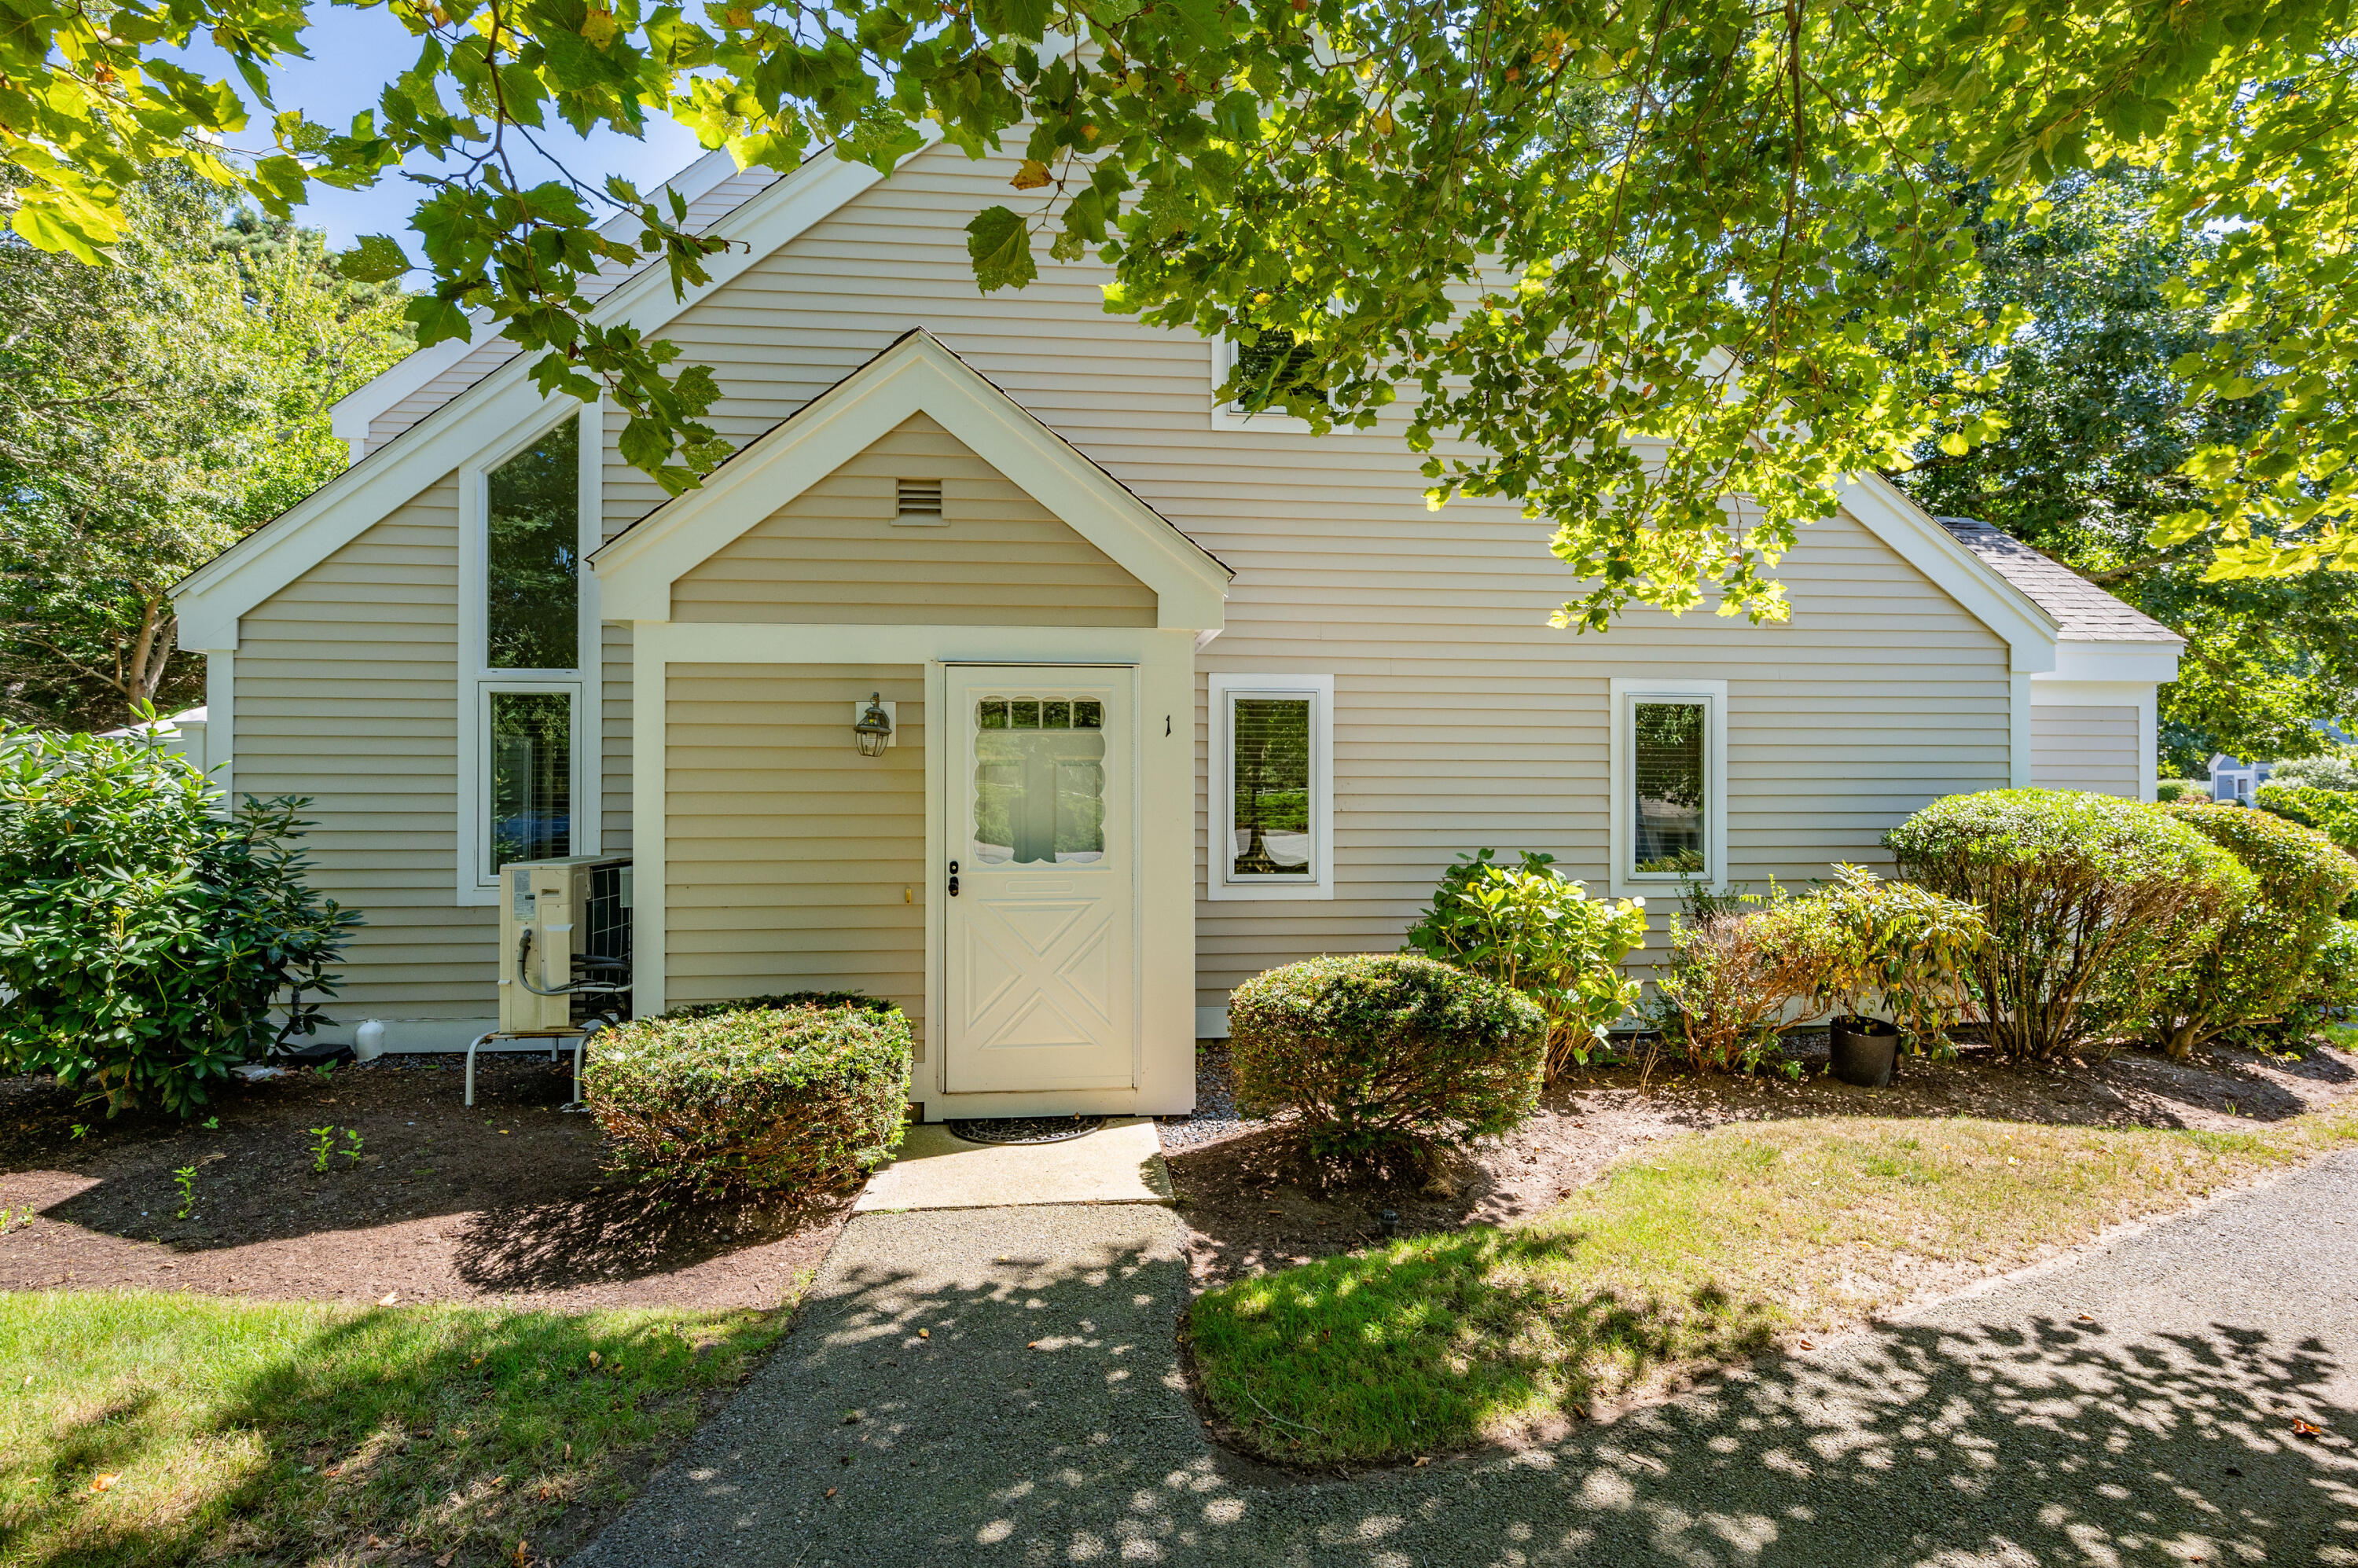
[1828,1015,1900,1088]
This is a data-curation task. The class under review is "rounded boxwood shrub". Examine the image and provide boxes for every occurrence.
[1885,789,2252,1061]
[585,1002,912,1199]
[0,726,358,1118]
[2154,804,2358,1057]
[1227,953,1545,1163]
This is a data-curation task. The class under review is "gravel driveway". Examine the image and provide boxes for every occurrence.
[573,1152,2358,1566]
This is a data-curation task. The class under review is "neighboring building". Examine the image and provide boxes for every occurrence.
[169,143,2181,1118]
[2209,755,2275,803]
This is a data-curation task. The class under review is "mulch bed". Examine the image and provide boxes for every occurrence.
[0,1054,848,1311]
[1159,1035,2358,1290]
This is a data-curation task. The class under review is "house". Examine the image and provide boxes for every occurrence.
[2208,756,2275,803]
[168,142,2182,1118]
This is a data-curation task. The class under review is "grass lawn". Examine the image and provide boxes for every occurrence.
[1189,1106,2358,1464]
[0,1290,788,1567]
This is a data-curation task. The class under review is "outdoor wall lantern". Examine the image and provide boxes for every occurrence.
[854,692,894,758]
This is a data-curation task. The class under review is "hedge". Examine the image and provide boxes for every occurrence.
[1227,953,1544,1164]
[1885,789,2250,1061]
[585,1002,911,1199]
[2154,804,2357,1056]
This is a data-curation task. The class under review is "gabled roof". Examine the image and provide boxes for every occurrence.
[590,330,1232,631]
[1935,517,2181,644]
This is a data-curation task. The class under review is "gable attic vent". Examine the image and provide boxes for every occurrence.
[894,478,946,524]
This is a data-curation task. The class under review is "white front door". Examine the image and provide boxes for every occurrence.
[944,666,1137,1094]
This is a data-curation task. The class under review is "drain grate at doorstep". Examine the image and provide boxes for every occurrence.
[945,1114,1107,1145]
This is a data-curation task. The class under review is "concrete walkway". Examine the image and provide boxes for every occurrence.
[853,1118,1173,1212]
[574,1153,2358,1567]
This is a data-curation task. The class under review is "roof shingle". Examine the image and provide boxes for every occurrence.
[1935,516,2180,643]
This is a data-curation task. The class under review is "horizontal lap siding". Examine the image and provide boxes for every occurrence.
[2031,705,2140,797]
[302,144,2015,1019]
[594,145,2013,1009]
[234,476,494,1015]
[670,413,1155,626]
[665,664,927,1052]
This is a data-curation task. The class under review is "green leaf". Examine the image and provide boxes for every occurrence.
[336,235,413,284]
[965,206,1037,292]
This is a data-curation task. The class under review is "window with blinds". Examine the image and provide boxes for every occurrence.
[1230,695,1313,878]
[1631,699,1707,876]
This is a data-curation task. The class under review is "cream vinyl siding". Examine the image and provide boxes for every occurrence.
[234,475,496,1015]
[664,664,927,1048]
[669,413,1158,626]
[362,165,786,455]
[2031,704,2142,797]
[280,141,2023,1016]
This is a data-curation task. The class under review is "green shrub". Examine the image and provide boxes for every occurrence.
[1643,887,1820,1074]
[585,1003,912,1199]
[1885,789,2251,1061]
[2256,782,2358,854]
[1749,865,1987,1056]
[0,727,358,1118]
[2268,751,2358,793]
[1227,954,1545,1163]
[2154,779,2198,804]
[664,990,901,1022]
[2246,917,2358,1048]
[1401,849,1647,1075]
[2151,805,2358,1057]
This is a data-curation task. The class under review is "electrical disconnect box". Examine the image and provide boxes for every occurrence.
[497,856,634,1033]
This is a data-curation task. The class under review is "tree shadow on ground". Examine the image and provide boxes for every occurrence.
[572,1190,2358,1568]
[449,1186,853,1294]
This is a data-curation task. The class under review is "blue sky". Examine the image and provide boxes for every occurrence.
[176,8,707,263]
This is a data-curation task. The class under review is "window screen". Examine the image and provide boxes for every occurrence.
[1631,699,1706,876]
[488,691,570,875]
[487,420,579,670]
[1230,696,1312,877]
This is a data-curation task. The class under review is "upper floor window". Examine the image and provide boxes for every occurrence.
[1212,329,1335,429]
[486,418,579,671]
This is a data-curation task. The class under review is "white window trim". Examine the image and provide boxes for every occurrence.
[455,400,602,904]
[1208,336,1363,435]
[1608,677,1728,900]
[1208,672,1335,902]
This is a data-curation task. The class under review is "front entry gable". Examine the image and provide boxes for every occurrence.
[671,412,1159,627]
[591,331,1230,630]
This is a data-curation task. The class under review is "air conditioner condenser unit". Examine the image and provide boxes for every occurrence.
[498,855,633,1034]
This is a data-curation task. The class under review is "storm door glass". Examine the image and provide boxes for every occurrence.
[1631,699,1706,876]
[488,691,571,875]
[971,698,1106,865]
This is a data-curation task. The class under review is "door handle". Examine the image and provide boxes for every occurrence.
[947,859,960,897]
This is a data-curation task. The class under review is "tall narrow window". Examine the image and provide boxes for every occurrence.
[486,420,579,670]
[487,691,571,876]
[1210,674,1334,899]
[1630,700,1707,876]
[1232,698,1311,877]
[464,408,588,898]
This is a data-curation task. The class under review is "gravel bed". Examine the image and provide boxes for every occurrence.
[1155,1043,1263,1150]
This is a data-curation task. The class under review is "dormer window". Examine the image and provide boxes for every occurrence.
[894,478,946,524]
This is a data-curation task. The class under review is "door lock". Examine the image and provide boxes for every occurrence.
[947,859,960,897]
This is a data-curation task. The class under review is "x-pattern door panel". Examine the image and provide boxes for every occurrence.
[944,666,1137,1093]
